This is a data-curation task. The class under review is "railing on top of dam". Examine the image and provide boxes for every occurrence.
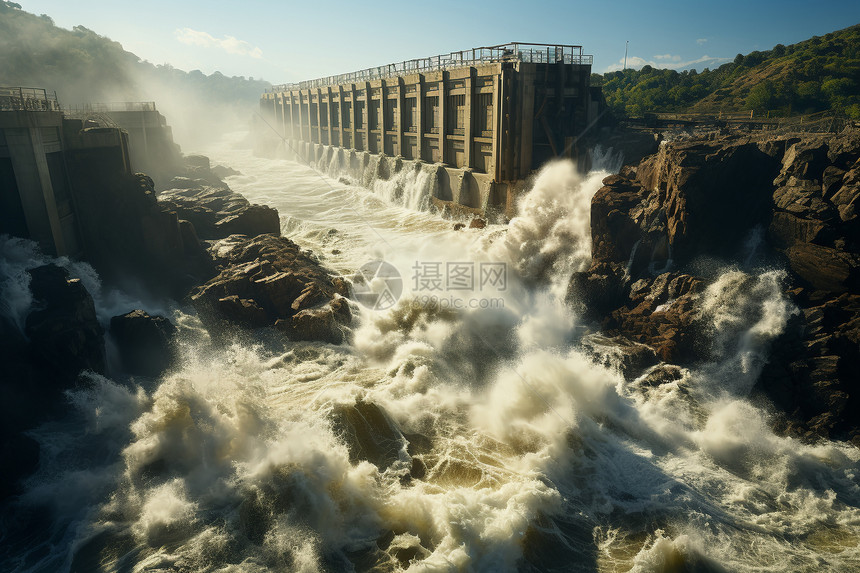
[64,102,158,113]
[267,43,594,93]
[0,87,61,112]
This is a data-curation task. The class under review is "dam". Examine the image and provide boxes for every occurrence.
[259,43,600,217]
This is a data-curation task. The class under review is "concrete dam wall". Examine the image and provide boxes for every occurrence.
[258,43,600,217]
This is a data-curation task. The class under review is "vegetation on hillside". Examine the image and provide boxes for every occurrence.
[0,1,270,146]
[593,24,860,119]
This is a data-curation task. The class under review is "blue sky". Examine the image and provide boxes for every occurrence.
[17,0,860,82]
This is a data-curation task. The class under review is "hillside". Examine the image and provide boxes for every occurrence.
[0,1,270,146]
[594,24,860,119]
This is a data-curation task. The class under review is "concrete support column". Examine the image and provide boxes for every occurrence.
[364,81,371,152]
[492,72,502,182]
[380,80,388,155]
[502,68,514,181]
[396,78,404,157]
[316,88,323,145]
[288,93,296,140]
[439,71,448,164]
[305,90,313,143]
[338,85,345,147]
[349,84,357,150]
[417,75,424,161]
[464,69,474,168]
[326,87,334,146]
[6,127,67,255]
[297,91,305,143]
[279,93,287,139]
[518,66,536,178]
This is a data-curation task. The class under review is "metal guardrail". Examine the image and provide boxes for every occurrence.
[630,109,852,134]
[64,102,157,113]
[0,87,61,111]
[267,43,593,92]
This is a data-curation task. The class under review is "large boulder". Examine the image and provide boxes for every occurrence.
[191,234,351,342]
[633,135,781,264]
[329,400,410,472]
[573,128,860,443]
[25,264,105,379]
[109,310,177,377]
[159,185,280,239]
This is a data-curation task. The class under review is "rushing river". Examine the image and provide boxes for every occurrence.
[1,132,859,572]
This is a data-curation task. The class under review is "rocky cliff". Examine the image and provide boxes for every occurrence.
[572,129,860,444]
[0,153,351,498]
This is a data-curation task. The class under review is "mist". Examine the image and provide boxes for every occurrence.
[0,1,268,150]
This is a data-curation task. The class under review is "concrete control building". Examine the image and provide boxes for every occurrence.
[0,88,172,257]
[260,43,598,215]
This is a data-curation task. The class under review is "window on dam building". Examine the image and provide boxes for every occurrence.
[331,103,339,128]
[478,93,494,136]
[369,99,380,131]
[449,94,466,134]
[355,101,365,129]
[342,103,351,129]
[403,98,417,132]
[384,99,397,131]
[425,96,439,134]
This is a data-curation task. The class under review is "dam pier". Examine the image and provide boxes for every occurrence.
[259,43,600,217]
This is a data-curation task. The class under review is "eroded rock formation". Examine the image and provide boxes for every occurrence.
[191,234,352,344]
[110,309,177,377]
[573,129,860,443]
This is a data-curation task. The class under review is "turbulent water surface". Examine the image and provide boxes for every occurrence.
[1,133,859,572]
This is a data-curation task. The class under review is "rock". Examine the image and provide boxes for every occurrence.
[453,223,465,231]
[589,172,647,265]
[768,211,827,248]
[329,400,409,471]
[166,176,197,190]
[278,296,351,344]
[211,165,242,179]
[109,310,177,377]
[469,217,487,229]
[785,242,859,293]
[191,235,350,342]
[0,434,39,499]
[638,364,684,387]
[64,157,210,297]
[575,128,860,443]
[778,138,829,183]
[822,166,846,198]
[184,154,211,178]
[160,186,280,239]
[215,295,269,328]
[1,264,106,499]
[581,334,658,378]
[214,204,280,238]
[634,136,781,263]
[25,264,105,379]
[567,262,626,319]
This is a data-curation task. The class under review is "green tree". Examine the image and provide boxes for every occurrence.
[746,81,774,110]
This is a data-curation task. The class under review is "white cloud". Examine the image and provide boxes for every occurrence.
[697,38,708,45]
[175,28,263,59]
[604,54,731,72]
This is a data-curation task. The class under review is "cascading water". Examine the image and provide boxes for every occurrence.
[1,132,858,573]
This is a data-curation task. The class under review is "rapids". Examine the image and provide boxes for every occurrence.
[1,133,858,572]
